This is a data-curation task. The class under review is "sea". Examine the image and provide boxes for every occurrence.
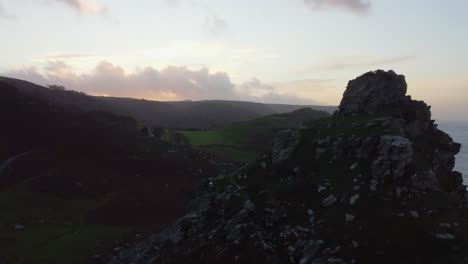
[438,121,468,184]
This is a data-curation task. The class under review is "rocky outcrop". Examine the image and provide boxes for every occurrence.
[105,70,467,264]
[336,70,409,117]
[371,135,413,183]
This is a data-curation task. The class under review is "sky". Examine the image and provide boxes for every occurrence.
[0,0,467,120]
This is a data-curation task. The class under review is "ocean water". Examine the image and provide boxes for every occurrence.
[438,121,468,184]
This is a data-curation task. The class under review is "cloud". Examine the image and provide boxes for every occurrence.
[162,0,230,37]
[54,0,107,15]
[304,0,371,15]
[203,15,229,36]
[238,78,318,105]
[2,61,313,104]
[0,1,16,20]
[44,53,96,60]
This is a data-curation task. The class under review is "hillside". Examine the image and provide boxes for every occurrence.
[106,70,468,264]
[0,81,226,263]
[180,108,330,161]
[0,76,336,129]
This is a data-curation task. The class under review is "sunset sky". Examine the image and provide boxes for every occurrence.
[1,0,467,120]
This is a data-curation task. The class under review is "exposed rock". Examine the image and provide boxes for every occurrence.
[434,233,455,240]
[372,136,413,182]
[336,70,409,117]
[321,195,337,207]
[349,194,359,205]
[272,129,301,164]
[345,214,355,222]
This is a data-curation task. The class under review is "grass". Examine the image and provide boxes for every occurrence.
[178,108,329,161]
[0,182,127,264]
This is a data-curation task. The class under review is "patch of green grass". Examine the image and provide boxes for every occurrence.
[178,108,329,161]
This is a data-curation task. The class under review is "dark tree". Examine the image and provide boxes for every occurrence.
[47,84,66,91]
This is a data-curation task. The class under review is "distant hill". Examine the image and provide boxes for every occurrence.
[0,76,336,129]
[180,107,330,161]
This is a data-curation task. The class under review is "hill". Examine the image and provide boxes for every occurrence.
[179,108,330,161]
[0,76,336,129]
[0,81,226,263]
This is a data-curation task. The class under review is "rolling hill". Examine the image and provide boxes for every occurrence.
[0,76,336,129]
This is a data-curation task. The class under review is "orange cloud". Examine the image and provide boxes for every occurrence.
[3,61,316,105]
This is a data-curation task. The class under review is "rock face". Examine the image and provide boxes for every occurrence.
[371,135,413,182]
[106,70,467,264]
[337,70,409,117]
[271,129,301,164]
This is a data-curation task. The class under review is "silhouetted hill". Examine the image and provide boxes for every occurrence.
[0,76,336,129]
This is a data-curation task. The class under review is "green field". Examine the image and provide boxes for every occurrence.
[0,182,127,264]
[179,108,329,161]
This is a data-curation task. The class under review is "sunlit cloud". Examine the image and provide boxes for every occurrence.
[304,0,371,15]
[2,61,315,105]
[54,0,107,15]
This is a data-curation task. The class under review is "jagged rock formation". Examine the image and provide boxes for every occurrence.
[337,70,408,117]
[105,70,466,264]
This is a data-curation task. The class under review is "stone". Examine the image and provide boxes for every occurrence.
[272,129,301,164]
[349,194,359,205]
[372,136,413,182]
[345,214,355,222]
[440,223,452,229]
[409,210,419,219]
[318,185,327,193]
[322,195,337,207]
[434,233,455,240]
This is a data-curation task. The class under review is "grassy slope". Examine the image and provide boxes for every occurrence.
[180,108,330,161]
[0,80,221,263]
[0,181,126,264]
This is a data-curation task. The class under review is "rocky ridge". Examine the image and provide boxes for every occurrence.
[106,70,467,264]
